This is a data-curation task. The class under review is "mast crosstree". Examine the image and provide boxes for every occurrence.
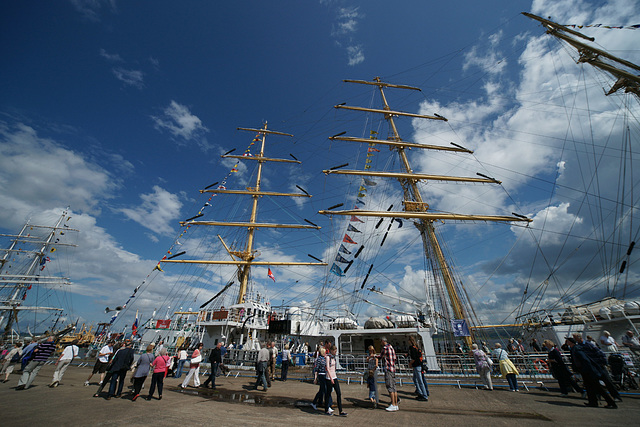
[162,123,327,305]
[321,77,532,347]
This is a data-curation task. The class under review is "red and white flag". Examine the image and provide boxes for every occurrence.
[268,268,276,282]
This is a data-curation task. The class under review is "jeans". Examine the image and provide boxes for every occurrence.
[203,362,219,388]
[175,359,186,378]
[412,366,428,398]
[281,360,289,381]
[256,361,268,389]
[313,374,332,407]
[325,377,343,413]
[506,373,518,391]
[108,369,128,397]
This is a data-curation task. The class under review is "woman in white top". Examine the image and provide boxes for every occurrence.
[280,344,291,381]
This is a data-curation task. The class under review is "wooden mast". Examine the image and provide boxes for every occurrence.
[523,12,640,98]
[322,77,532,348]
[162,123,327,305]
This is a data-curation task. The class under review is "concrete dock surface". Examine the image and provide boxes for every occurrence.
[1,365,639,426]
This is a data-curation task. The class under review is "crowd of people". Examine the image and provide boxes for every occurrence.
[1,329,638,413]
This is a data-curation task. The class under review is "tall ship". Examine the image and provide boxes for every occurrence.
[136,125,327,351]
[0,209,78,341]
[512,13,640,351]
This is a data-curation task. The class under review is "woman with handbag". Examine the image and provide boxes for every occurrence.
[180,343,203,389]
[131,345,154,401]
[492,343,519,391]
[471,343,493,390]
[147,348,171,400]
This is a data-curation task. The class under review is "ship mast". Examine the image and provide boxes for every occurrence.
[523,12,640,99]
[320,78,532,347]
[162,123,327,305]
[0,209,77,337]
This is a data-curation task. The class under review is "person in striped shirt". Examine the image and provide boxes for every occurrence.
[16,336,56,390]
[379,337,399,411]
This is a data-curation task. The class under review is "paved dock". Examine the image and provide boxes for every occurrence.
[1,365,638,426]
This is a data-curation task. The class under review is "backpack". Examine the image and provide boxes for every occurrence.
[21,345,36,363]
[10,351,21,363]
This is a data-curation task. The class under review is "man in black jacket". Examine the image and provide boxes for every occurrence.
[107,340,134,399]
[202,342,223,389]
[566,337,616,409]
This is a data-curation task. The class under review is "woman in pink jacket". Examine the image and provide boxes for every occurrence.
[147,348,171,400]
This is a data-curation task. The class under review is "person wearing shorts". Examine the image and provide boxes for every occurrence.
[380,337,399,412]
[85,341,113,386]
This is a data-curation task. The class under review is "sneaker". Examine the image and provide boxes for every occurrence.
[385,405,398,412]
[339,412,348,417]
[132,394,139,402]
[310,403,317,410]
[325,412,333,416]
[327,407,334,415]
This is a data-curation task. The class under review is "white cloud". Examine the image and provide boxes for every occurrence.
[406,0,640,323]
[0,122,116,224]
[323,3,365,66]
[99,48,123,62]
[347,45,365,66]
[112,67,144,88]
[69,0,117,21]
[151,101,210,149]
[118,185,182,236]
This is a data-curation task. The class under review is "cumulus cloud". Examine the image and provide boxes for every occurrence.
[0,122,116,224]
[405,0,640,323]
[118,185,182,236]
[151,101,211,150]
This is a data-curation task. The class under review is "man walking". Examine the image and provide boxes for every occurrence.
[202,342,223,389]
[379,337,399,411]
[16,336,56,390]
[255,343,269,391]
[106,339,134,399]
[50,340,79,387]
[85,340,114,386]
[566,337,616,409]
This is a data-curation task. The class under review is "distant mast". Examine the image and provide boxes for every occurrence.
[523,12,640,99]
[320,78,532,347]
[162,123,327,305]
[0,209,77,338]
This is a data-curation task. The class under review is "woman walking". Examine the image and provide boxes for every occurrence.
[131,345,154,401]
[408,336,429,400]
[471,343,493,390]
[281,344,291,381]
[366,345,379,408]
[147,348,171,400]
[492,343,519,391]
[180,343,203,389]
[1,342,22,383]
[325,345,347,417]
[311,347,330,410]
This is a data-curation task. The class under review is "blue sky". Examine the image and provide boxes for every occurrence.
[2,0,640,334]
